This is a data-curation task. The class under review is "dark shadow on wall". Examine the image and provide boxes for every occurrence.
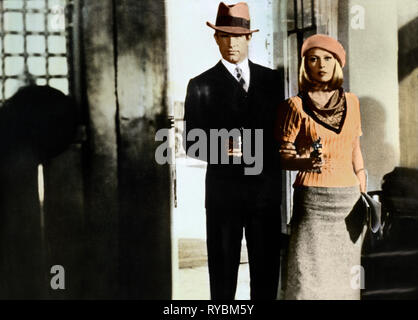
[398,17,418,168]
[398,17,418,82]
[358,97,396,192]
[0,86,77,299]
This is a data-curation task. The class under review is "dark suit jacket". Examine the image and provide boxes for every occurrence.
[184,60,284,210]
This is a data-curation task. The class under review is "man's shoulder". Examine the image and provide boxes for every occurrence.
[250,61,281,84]
[190,62,223,83]
[249,61,277,74]
[250,61,283,97]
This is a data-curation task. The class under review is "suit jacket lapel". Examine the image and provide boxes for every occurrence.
[247,61,269,127]
[248,60,260,93]
[216,61,250,93]
[215,61,236,85]
[210,61,246,126]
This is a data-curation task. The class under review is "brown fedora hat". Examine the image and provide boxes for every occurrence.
[206,2,259,35]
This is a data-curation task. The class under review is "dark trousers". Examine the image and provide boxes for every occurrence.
[206,205,282,300]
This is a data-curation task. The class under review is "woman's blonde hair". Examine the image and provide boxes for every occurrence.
[298,55,344,92]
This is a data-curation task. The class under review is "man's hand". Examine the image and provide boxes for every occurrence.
[228,148,243,157]
[227,137,242,157]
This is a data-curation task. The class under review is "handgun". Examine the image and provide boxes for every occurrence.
[310,137,322,173]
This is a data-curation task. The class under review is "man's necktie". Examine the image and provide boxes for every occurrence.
[235,66,247,91]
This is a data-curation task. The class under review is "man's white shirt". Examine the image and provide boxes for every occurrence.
[221,58,250,91]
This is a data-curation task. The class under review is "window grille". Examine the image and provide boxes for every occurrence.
[283,0,318,227]
[287,0,317,64]
[286,0,317,96]
[0,0,73,103]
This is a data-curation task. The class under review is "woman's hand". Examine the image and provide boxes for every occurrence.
[299,151,324,171]
[279,142,298,157]
[279,142,324,171]
[352,136,366,192]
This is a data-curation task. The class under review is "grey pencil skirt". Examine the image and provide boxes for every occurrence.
[283,185,364,300]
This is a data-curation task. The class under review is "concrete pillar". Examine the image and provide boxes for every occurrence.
[115,0,172,299]
[82,0,119,298]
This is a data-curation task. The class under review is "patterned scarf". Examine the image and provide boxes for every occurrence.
[306,88,346,130]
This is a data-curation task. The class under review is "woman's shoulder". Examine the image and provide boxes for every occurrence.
[279,95,304,112]
[276,95,305,124]
[344,91,360,106]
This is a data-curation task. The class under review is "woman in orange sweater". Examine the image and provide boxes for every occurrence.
[276,34,366,300]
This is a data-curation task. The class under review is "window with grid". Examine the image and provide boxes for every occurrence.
[0,0,73,103]
[286,0,317,96]
[282,0,319,227]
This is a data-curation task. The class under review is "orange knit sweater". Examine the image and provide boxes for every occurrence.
[275,92,362,187]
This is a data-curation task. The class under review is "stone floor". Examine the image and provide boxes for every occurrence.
[173,157,281,300]
[173,263,250,300]
[172,157,253,300]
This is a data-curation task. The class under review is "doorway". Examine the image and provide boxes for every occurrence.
[165,0,280,300]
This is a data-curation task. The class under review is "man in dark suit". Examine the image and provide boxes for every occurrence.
[183,2,284,300]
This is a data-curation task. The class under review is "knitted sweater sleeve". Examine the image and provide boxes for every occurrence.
[275,97,302,144]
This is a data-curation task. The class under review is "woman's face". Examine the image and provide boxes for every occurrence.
[306,48,336,83]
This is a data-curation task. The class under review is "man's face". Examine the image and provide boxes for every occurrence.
[214,31,251,64]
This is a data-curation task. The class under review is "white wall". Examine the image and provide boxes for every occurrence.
[165,0,275,103]
[166,0,277,241]
[345,0,400,191]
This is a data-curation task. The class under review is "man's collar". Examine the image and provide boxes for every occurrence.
[220,58,250,87]
[221,58,249,71]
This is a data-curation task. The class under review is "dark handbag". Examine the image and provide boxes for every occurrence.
[360,192,382,233]
[345,192,382,243]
